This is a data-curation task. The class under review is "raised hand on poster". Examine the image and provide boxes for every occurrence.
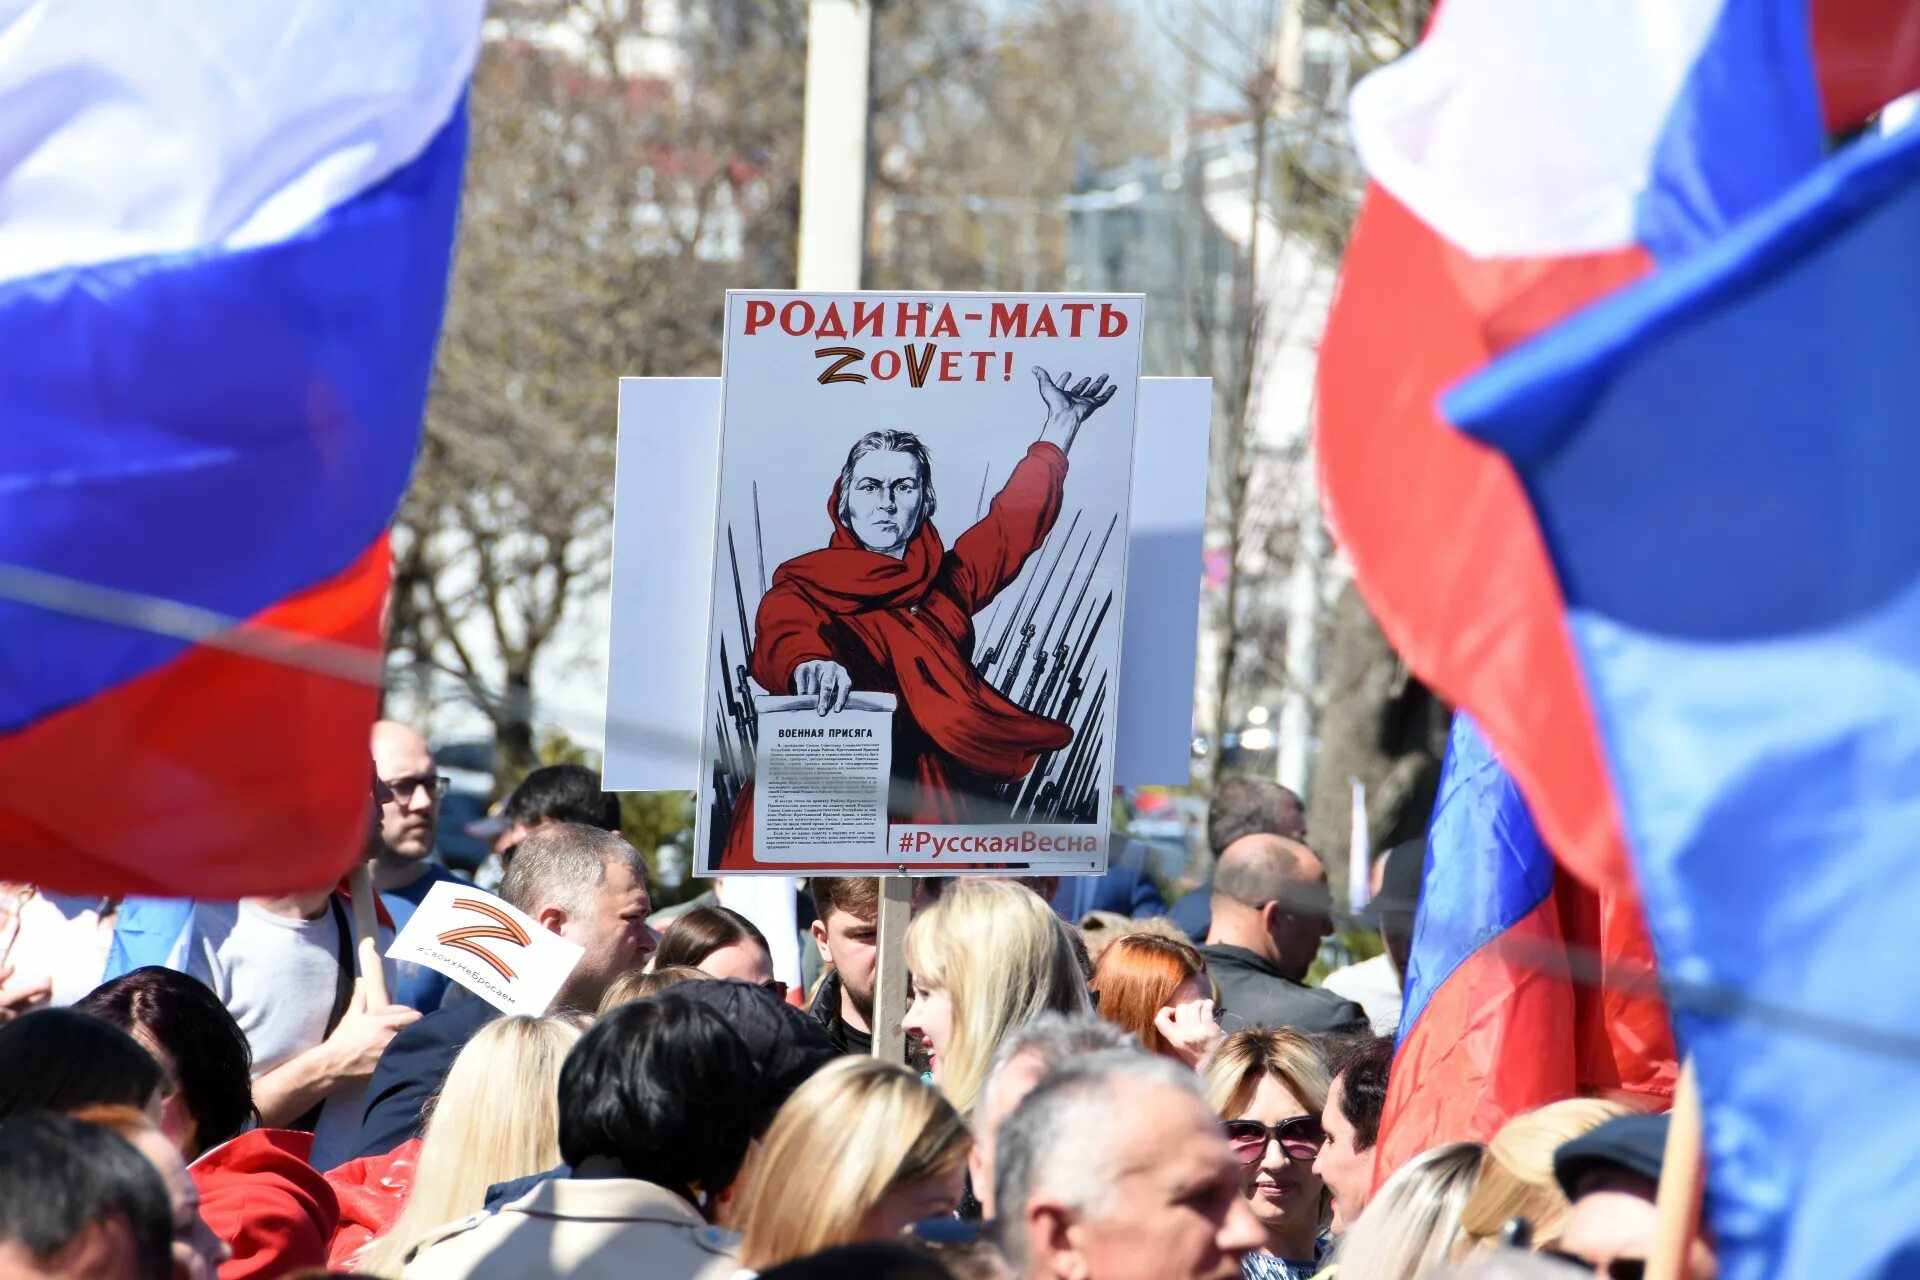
[1034,366,1118,454]
[794,657,854,715]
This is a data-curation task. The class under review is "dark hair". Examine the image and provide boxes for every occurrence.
[834,429,938,542]
[0,1009,162,1123]
[1206,777,1304,857]
[77,967,255,1159]
[653,905,771,971]
[809,877,879,925]
[504,764,621,832]
[557,991,759,1202]
[1328,1033,1394,1152]
[0,1113,173,1280]
[759,1241,956,1280]
[674,981,837,1135]
[1375,839,1427,974]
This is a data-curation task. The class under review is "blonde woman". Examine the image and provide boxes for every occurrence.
[1202,1028,1332,1280]
[599,964,709,1014]
[1455,1097,1631,1255]
[901,880,1089,1113]
[733,1057,971,1271]
[1332,1141,1485,1280]
[359,1014,584,1274]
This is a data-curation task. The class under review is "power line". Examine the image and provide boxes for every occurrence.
[6,561,1913,1065]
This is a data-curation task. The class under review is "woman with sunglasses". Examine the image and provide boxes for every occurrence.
[1203,1027,1333,1280]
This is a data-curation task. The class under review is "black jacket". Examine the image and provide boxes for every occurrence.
[809,969,873,1057]
[1199,944,1368,1035]
[355,995,499,1159]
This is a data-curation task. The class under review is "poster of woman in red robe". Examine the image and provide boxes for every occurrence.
[695,291,1143,875]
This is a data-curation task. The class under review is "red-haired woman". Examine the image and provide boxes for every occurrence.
[1088,931,1222,1067]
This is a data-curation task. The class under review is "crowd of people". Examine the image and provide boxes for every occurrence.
[0,722,1707,1280]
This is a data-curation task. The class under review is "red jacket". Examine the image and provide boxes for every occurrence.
[718,441,1073,870]
[321,1138,420,1270]
[191,1130,340,1280]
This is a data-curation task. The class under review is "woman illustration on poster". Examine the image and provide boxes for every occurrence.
[715,367,1118,869]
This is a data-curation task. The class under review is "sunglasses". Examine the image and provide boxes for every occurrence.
[905,1217,984,1246]
[1224,1115,1326,1165]
[1541,1248,1646,1280]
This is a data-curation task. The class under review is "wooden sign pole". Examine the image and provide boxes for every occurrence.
[870,875,912,1060]
[1647,1057,1704,1280]
[347,863,390,1006]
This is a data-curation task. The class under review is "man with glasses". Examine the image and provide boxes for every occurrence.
[370,721,462,1011]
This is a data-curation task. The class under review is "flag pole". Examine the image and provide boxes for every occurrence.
[348,864,390,1006]
[1647,1057,1704,1280]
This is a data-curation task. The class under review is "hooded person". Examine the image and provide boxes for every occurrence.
[675,979,840,1134]
[714,368,1119,870]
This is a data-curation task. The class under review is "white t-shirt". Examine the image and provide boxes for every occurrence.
[0,888,113,1007]
[174,899,395,1169]
[1320,952,1404,1037]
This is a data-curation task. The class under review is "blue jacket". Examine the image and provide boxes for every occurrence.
[1050,836,1168,922]
[1167,885,1211,941]
[355,995,498,1158]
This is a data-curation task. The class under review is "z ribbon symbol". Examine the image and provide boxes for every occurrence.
[436,898,533,981]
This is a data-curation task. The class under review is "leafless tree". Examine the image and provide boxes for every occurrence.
[866,0,1169,292]
[389,0,806,782]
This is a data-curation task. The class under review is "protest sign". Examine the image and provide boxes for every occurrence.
[386,880,582,1015]
[602,375,1210,797]
[695,291,1144,875]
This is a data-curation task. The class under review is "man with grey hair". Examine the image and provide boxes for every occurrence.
[995,1050,1263,1280]
[970,1014,1133,1217]
[1201,834,1365,1034]
[352,823,658,1158]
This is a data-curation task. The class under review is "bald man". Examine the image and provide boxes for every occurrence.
[371,721,462,1012]
[1198,835,1366,1034]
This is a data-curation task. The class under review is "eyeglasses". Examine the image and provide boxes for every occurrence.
[381,774,449,802]
[1223,1115,1326,1165]
[1541,1249,1646,1280]
[760,977,790,1000]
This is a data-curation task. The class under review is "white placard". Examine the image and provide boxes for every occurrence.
[602,376,1209,796]
[385,880,583,1015]
[693,291,1145,876]
[752,692,897,861]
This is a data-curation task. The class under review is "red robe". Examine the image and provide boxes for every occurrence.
[717,441,1074,870]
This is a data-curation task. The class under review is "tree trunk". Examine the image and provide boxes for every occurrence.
[1305,583,1449,903]
[490,671,539,793]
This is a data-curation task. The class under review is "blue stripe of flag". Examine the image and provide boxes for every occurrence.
[1398,712,1556,1043]
[1449,118,1920,1280]
[0,105,467,732]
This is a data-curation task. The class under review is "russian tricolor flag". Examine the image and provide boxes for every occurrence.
[1320,0,1920,1183]
[1451,114,1920,1280]
[0,5,482,896]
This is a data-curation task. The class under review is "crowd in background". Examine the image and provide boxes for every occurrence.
[0,722,1706,1280]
